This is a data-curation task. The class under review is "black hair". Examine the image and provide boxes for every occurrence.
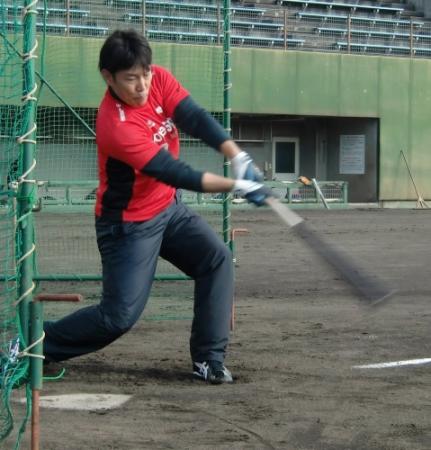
[98,29,152,75]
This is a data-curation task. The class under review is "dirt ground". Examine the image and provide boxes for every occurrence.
[5,207,431,450]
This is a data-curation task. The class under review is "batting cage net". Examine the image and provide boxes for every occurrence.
[1,0,230,446]
[1,1,35,445]
[31,2,228,281]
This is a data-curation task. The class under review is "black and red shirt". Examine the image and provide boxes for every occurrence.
[95,65,189,221]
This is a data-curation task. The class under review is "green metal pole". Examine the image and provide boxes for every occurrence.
[18,0,43,440]
[20,0,43,412]
[18,0,37,356]
[222,0,232,250]
[15,0,43,446]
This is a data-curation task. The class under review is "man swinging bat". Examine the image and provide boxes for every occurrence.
[42,29,272,385]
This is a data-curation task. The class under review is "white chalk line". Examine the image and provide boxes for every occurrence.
[353,358,431,369]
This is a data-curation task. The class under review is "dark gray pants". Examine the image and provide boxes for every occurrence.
[43,197,233,364]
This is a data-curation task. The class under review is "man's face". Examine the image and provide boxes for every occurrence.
[103,65,153,107]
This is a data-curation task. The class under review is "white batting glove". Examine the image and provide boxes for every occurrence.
[231,151,264,182]
[233,179,273,207]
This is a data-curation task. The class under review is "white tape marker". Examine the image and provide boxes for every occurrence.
[353,358,431,369]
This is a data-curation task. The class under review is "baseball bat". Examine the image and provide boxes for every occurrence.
[265,197,394,305]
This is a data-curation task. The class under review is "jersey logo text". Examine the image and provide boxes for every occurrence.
[152,118,177,143]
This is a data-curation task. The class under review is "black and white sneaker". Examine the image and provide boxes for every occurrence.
[193,360,233,385]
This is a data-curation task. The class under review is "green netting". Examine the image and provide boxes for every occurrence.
[31,1,229,280]
[1,3,33,445]
[1,8,231,442]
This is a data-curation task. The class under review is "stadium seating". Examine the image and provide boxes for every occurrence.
[119,1,292,48]
[2,0,430,58]
[124,13,218,27]
[145,28,304,48]
[146,29,218,44]
[295,11,424,27]
[39,6,90,18]
[335,41,431,55]
[232,18,285,32]
[124,12,285,32]
[231,34,304,47]
[317,26,431,41]
[3,19,107,35]
[112,0,266,17]
[281,0,404,15]
[1,4,90,17]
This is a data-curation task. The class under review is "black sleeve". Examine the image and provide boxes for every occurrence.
[173,95,230,151]
[141,148,204,192]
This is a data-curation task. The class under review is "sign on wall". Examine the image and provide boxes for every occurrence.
[339,135,365,174]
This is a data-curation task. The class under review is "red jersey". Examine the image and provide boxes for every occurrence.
[95,65,189,221]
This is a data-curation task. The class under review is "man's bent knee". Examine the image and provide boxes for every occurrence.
[101,310,135,338]
[214,243,233,270]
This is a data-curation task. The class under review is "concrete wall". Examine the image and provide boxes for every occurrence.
[326,118,378,202]
[232,116,378,202]
[234,118,317,181]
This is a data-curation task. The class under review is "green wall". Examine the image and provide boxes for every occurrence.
[37,37,431,201]
[231,48,431,201]
[37,37,223,110]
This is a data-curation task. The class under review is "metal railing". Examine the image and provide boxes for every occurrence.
[266,180,348,205]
